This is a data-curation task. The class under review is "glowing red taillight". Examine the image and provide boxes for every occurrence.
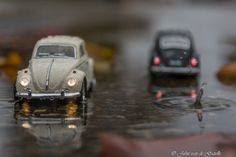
[155,91,162,100]
[191,89,197,98]
[153,56,161,65]
[190,57,198,67]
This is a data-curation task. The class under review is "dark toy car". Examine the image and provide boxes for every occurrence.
[149,29,200,76]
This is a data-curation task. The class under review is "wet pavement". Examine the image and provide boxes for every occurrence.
[1,1,236,157]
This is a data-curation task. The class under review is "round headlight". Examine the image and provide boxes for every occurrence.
[67,78,77,87]
[20,77,30,87]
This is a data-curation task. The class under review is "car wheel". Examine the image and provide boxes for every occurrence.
[80,101,87,125]
[78,81,87,103]
[13,82,19,101]
[150,71,157,78]
[89,78,96,92]
[13,102,21,120]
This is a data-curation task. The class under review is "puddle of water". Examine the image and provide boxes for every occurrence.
[129,76,236,139]
[126,95,236,139]
[0,100,90,157]
[155,96,232,116]
[150,91,236,136]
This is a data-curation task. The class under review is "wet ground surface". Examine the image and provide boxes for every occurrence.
[1,1,236,157]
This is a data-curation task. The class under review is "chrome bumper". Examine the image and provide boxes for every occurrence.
[151,66,199,74]
[16,90,80,99]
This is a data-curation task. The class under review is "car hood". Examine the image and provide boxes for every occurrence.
[30,58,78,92]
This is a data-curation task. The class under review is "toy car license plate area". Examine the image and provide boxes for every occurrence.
[168,59,183,66]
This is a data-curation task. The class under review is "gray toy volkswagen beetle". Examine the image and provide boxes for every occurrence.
[15,35,96,102]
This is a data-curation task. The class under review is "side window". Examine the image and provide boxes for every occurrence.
[79,45,85,58]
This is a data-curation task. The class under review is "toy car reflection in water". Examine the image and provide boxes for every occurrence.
[14,100,87,148]
[149,29,200,76]
[15,36,96,103]
[149,77,198,101]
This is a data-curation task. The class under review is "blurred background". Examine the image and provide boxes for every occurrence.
[1,0,236,157]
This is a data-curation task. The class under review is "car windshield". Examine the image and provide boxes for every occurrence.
[35,45,75,58]
[160,35,190,50]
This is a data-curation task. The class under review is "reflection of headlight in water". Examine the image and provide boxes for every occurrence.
[22,101,30,116]
[68,124,77,129]
[22,122,31,129]
[66,101,78,117]
[20,77,30,86]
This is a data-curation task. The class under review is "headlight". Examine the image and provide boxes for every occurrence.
[67,78,77,87]
[20,77,30,87]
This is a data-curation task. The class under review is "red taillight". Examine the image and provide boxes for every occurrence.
[191,89,197,98]
[190,57,198,67]
[153,56,161,65]
[155,91,162,100]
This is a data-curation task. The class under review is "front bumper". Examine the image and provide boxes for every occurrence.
[151,66,199,75]
[16,90,80,99]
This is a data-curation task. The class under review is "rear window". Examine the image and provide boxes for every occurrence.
[160,36,190,50]
[35,45,75,58]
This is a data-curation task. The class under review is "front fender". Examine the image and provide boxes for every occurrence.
[62,70,86,92]
[16,68,32,93]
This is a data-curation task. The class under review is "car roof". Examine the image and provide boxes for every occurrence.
[157,29,193,39]
[36,35,84,46]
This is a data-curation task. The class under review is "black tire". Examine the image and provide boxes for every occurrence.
[78,81,87,103]
[87,79,95,98]
[13,82,19,101]
[79,101,87,125]
[13,102,20,120]
[150,71,159,78]
[86,90,91,98]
